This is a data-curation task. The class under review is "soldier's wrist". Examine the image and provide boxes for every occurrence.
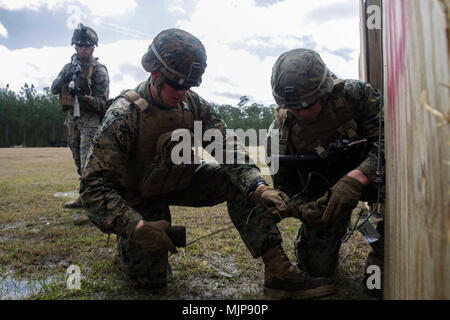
[247,181,268,195]
[123,214,144,239]
[346,170,369,186]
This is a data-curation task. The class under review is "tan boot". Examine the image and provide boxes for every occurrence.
[262,245,337,299]
[64,197,82,209]
[73,211,91,226]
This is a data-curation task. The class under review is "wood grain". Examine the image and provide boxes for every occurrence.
[383,0,449,299]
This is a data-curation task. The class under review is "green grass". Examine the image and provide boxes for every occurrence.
[0,147,377,300]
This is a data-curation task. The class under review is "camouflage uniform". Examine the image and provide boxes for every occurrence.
[81,78,282,288]
[51,55,109,178]
[80,29,286,289]
[268,49,384,279]
[81,32,336,298]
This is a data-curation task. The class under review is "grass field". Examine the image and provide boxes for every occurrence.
[0,147,377,300]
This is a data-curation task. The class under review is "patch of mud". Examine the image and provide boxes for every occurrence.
[1,222,26,231]
[183,276,262,299]
[172,254,263,299]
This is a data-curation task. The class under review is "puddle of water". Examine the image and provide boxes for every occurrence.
[0,273,53,300]
[53,191,79,199]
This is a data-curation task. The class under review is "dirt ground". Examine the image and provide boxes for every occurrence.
[0,147,379,300]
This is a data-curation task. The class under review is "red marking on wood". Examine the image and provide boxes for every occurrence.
[386,0,407,142]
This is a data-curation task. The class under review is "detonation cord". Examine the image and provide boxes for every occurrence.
[184,204,262,247]
[185,171,330,248]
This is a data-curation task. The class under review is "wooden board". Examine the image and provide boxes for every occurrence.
[383,0,450,299]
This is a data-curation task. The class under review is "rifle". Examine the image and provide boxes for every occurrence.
[274,139,369,167]
[68,55,82,118]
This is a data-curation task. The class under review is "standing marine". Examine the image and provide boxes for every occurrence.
[268,48,384,295]
[80,29,336,299]
[51,23,110,225]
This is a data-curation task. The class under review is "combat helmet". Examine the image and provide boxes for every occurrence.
[141,28,207,89]
[271,48,333,109]
[71,23,98,47]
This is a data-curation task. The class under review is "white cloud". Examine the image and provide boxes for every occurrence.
[168,6,185,15]
[76,0,138,17]
[0,0,362,107]
[176,0,361,105]
[0,44,73,92]
[0,21,7,38]
[0,0,138,17]
[0,40,151,98]
[166,0,186,15]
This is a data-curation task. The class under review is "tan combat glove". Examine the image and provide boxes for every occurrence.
[319,175,364,224]
[249,185,290,218]
[297,197,328,224]
[132,220,177,254]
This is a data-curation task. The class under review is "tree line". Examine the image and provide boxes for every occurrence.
[0,85,276,147]
[0,84,67,147]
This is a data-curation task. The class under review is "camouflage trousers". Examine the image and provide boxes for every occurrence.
[117,162,282,289]
[65,112,100,178]
[291,194,384,278]
[294,207,353,278]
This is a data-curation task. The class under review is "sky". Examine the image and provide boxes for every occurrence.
[0,0,362,106]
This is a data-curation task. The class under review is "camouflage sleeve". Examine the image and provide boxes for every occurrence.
[90,65,110,113]
[51,63,71,95]
[194,93,267,194]
[80,100,142,238]
[344,80,384,181]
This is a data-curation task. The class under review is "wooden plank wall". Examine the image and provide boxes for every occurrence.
[383,0,450,299]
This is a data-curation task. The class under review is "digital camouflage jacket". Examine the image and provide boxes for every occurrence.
[268,79,384,199]
[81,78,265,238]
[51,54,109,116]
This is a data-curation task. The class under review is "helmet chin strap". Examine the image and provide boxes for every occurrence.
[150,75,176,108]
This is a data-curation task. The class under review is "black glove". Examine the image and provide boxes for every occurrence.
[64,71,74,84]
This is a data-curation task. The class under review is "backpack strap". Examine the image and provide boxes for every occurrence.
[274,105,293,154]
[186,90,200,121]
[120,89,150,112]
[86,57,101,96]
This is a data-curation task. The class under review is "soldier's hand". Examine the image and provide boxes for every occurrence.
[249,185,290,218]
[64,71,74,83]
[78,95,94,104]
[132,219,177,254]
[321,175,364,224]
[297,197,328,224]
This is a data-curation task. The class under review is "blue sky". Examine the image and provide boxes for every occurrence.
[0,0,361,105]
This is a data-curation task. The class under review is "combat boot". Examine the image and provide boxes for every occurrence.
[73,210,91,226]
[64,197,82,209]
[262,245,336,299]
